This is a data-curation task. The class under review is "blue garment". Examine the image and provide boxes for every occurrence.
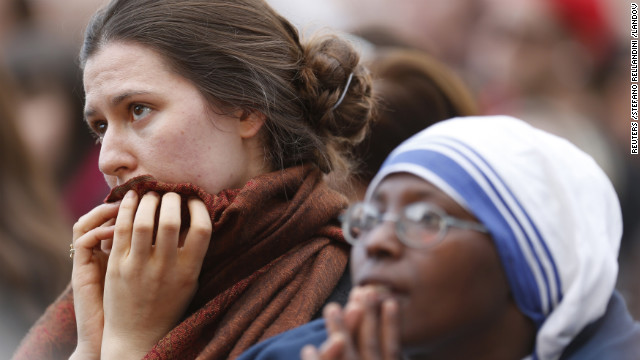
[237,318,326,360]
[560,292,640,360]
[237,292,640,360]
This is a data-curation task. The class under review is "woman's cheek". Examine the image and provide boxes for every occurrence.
[105,175,118,189]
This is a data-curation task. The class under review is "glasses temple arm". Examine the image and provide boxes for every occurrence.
[446,217,488,233]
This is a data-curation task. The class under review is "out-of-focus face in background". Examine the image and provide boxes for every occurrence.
[465,0,593,104]
[2,27,88,186]
[340,0,480,68]
[15,84,74,178]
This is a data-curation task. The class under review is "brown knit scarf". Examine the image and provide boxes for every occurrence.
[13,165,350,360]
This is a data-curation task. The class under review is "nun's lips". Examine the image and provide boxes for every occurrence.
[355,275,409,301]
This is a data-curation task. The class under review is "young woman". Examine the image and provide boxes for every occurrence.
[238,116,640,360]
[12,0,375,359]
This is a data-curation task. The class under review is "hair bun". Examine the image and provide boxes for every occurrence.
[299,35,375,144]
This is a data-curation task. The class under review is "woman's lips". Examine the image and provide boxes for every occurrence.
[347,285,403,311]
[355,277,408,303]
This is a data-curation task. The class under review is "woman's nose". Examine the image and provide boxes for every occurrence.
[363,220,404,259]
[98,127,136,178]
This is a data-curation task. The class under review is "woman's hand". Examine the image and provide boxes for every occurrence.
[301,287,401,360]
[70,202,119,360]
[101,190,212,359]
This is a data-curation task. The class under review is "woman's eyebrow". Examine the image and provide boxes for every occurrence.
[110,90,151,107]
[83,108,96,122]
[84,90,152,121]
[374,188,436,202]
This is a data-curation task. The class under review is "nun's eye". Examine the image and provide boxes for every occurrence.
[404,203,441,231]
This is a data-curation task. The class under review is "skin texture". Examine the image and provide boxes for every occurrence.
[71,40,267,359]
[70,192,212,359]
[83,41,267,194]
[302,173,534,360]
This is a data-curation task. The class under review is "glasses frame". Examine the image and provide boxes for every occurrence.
[341,201,488,249]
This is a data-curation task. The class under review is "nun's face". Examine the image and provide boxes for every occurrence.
[350,173,511,352]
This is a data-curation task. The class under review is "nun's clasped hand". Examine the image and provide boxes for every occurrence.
[302,286,401,360]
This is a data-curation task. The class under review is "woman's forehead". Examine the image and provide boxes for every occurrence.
[83,42,193,111]
[372,172,475,219]
[371,173,444,207]
[374,173,439,197]
[83,41,174,88]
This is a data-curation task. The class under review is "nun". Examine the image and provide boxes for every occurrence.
[238,116,640,360]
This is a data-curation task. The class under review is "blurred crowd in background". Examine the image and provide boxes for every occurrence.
[0,0,637,356]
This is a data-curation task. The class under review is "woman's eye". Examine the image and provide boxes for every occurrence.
[131,104,151,121]
[419,212,440,229]
[89,120,108,140]
[361,212,380,229]
[406,204,440,229]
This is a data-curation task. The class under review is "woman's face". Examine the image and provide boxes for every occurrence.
[350,173,510,352]
[83,41,265,194]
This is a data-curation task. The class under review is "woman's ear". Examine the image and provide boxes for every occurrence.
[238,110,266,139]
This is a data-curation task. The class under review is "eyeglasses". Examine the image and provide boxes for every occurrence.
[341,202,488,249]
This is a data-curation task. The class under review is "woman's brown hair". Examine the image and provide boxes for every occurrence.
[80,0,375,175]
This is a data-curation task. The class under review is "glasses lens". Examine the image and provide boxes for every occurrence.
[400,203,443,247]
[342,203,379,244]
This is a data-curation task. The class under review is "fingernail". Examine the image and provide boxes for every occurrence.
[344,302,360,314]
[125,190,136,199]
[365,288,378,304]
[383,299,397,313]
[301,345,316,358]
[326,303,339,315]
[351,287,364,301]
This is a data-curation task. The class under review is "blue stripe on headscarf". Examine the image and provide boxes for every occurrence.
[443,137,563,308]
[381,148,547,326]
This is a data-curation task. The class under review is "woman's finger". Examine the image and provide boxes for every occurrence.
[180,197,212,268]
[321,303,360,359]
[343,287,365,333]
[111,190,138,257]
[100,218,116,253]
[73,226,115,266]
[319,334,347,360]
[301,345,321,360]
[358,289,382,360]
[130,192,160,258]
[380,300,401,360]
[155,192,182,261]
[323,303,346,335]
[73,202,120,239]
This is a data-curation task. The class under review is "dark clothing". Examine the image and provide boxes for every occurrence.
[560,292,640,360]
[313,266,351,320]
[238,291,640,360]
[237,318,326,360]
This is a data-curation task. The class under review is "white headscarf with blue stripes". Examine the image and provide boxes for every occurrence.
[365,115,622,360]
